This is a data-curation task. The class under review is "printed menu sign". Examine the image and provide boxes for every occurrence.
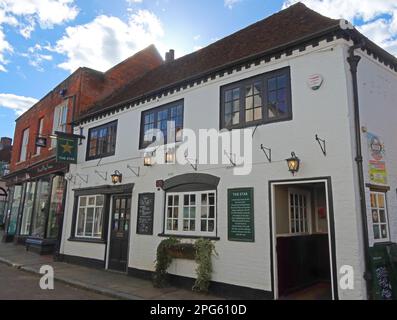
[228,188,254,242]
[136,193,155,235]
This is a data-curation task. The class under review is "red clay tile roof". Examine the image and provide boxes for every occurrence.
[80,3,340,120]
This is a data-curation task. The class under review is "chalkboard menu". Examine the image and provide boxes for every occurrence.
[369,245,395,300]
[136,193,155,235]
[228,188,254,242]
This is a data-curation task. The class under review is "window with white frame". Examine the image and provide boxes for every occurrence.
[51,104,68,147]
[370,192,390,242]
[76,195,104,239]
[19,128,29,162]
[165,191,216,236]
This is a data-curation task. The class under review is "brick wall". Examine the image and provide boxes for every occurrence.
[9,45,163,173]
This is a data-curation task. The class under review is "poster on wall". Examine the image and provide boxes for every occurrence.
[228,188,255,242]
[367,132,388,185]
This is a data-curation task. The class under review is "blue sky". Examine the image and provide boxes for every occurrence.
[0,0,396,140]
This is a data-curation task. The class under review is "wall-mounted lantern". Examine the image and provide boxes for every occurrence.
[165,151,175,164]
[144,154,153,167]
[156,180,164,190]
[286,152,300,176]
[111,170,123,184]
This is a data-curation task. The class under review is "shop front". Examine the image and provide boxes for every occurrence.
[3,158,68,254]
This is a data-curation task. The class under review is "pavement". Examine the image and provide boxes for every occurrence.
[0,263,113,300]
[0,231,222,300]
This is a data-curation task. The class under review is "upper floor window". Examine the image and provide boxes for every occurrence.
[220,67,292,130]
[86,120,118,161]
[52,104,68,148]
[140,100,184,149]
[35,118,44,155]
[19,128,29,162]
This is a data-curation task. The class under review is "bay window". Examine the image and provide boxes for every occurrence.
[165,191,216,237]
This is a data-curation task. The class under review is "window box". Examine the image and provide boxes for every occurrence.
[166,243,195,260]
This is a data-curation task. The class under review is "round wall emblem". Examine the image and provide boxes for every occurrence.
[307,74,324,91]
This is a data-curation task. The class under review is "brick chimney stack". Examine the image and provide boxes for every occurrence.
[165,49,175,63]
[0,137,12,147]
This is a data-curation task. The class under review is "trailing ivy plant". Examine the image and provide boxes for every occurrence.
[193,238,218,293]
[153,237,180,288]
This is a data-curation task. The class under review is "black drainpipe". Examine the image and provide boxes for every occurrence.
[347,40,371,299]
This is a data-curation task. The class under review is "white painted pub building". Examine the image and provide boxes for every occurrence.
[57,4,397,300]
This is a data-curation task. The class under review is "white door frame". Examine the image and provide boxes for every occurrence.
[270,179,336,300]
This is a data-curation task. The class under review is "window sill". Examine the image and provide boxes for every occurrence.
[158,233,220,241]
[68,237,106,244]
[221,116,293,131]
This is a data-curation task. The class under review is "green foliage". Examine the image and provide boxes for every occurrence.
[193,238,218,293]
[153,237,180,287]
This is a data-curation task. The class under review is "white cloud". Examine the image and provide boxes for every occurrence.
[126,0,143,3]
[0,93,38,115]
[0,0,79,29]
[21,44,53,72]
[0,0,79,71]
[0,28,12,71]
[283,0,397,55]
[51,10,164,73]
[224,0,242,9]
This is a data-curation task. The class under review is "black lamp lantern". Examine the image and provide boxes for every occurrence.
[111,170,123,184]
[286,152,300,176]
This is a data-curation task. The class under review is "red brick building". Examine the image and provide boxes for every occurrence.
[3,45,163,253]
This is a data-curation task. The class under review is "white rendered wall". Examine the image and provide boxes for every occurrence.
[60,39,366,299]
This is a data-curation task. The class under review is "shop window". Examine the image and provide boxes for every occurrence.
[75,195,104,239]
[20,182,37,236]
[7,186,23,236]
[46,176,66,239]
[165,191,216,237]
[86,120,118,161]
[370,192,390,242]
[220,67,292,130]
[139,100,184,149]
[31,179,50,238]
[19,128,29,162]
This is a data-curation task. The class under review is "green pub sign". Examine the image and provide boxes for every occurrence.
[228,188,255,242]
[56,134,78,164]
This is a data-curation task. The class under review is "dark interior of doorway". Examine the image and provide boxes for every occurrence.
[274,182,332,300]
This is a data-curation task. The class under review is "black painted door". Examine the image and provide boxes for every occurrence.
[108,196,131,272]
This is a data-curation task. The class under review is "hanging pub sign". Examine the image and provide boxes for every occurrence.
[56,132,78,164]
[367,132,387,185]
[228,188,255,242]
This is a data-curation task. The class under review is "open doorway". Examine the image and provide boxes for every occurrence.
[271,179,336,300]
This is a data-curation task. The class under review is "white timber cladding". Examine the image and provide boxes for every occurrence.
[58,38,391,300]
